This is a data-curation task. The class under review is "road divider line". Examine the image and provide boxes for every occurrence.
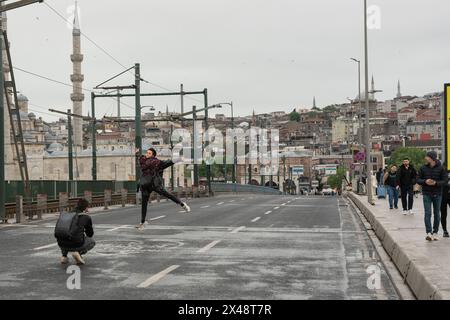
[197,240,222,253]
[251,217,261,222]
[230,226,246,233]
[33,243,58,251]
[281,203,286,206]
[150,215,166,221]
[274,207,280,210]
[106,225,129,232]
[137,265,180,288]
[201,205,210,208]
[217,202,224,205]
[264,211,272,215]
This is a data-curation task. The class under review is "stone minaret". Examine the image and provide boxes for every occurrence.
[70,1,84,149]
[397,80,402,98]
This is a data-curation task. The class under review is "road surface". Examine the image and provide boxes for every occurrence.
[0,194,399,299]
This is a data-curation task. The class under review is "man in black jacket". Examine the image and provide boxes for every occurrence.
[417,151,448,241]
[57,199,95,265]
[136,148,190,230]
[397,158,417,215]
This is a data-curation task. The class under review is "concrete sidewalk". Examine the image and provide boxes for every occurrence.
[347,191,450,300]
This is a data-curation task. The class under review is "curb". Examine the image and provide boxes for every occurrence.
[346,192,446,300]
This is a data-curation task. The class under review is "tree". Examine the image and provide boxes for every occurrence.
[323,105,337,113]
[327,167,347,190]
[387,147,426,169]
[289,110,300,122]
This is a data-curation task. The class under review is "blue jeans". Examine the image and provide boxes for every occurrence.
[423,194,442,234]
[387,186,398,209]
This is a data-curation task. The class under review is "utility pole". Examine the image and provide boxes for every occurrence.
[192,106,199,187]
[0,0,43,221]
[135,63,142,182]
[170,124,174,190]
[67,109,74,197]
[0,17,3,221]
[91,92,97,180]
[204,89,212,195]
[364,0,374,205]
[117,88,121,118]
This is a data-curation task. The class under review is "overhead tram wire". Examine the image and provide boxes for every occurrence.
[13,66,135,111]
[44,1,204,105]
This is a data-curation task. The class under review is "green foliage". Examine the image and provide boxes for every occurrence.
[387,147,426,169]
[323,105,337,113]
[327,167,347,190]
[289,111,300,122]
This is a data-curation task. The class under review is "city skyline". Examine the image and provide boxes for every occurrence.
[6,0,450,122]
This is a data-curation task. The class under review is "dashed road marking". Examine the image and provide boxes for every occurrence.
[274,207,280,210]
[264,211,272,215]
[33,243,58,251]
[251,217,261,222]
[137,265,180,288]
[197,240,221,253]
[201,205,210,208]
[217,202,224,205]
[230,226,246,233]
[106,225,129,232]
[150,215,166,221]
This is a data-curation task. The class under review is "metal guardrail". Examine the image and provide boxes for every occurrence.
[3,186,209,221]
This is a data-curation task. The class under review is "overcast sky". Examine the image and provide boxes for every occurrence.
[7,0,450,121]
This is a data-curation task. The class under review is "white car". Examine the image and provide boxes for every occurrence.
[322,188,333,195]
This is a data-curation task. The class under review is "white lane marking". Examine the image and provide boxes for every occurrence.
[230,226,246,233]
[217,202,224,205]
[137,265,180,288]
[106,225,129,232]
[149,215,166,221]
[197,240,222,253]
[281,203,286,206]
[229,200,235,203]
[33,243,58,251]
[264,211,272,215]
[274,207,280,210]
[251,217,261,222]
[201,205,210,208]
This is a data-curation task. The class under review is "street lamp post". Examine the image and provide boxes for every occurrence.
[350,58,363,150]
[217,102,236,184]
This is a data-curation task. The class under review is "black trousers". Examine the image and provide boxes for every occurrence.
[141,186,183,223]
[441,186,449,232]
[400,184,414,211]
[60,237,96,257]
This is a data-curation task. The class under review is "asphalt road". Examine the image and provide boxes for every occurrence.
[0,194,399,300]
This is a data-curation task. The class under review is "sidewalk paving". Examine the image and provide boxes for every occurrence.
[347,191,450,300]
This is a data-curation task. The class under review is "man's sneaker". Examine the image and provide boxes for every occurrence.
[60,256,68,265]
[181,202,191,213]
[426,233,433,241]
[135,223,145,231]
[433,234,439,241]
[71,252,85,265]
[408,210,414,215]
[403,210,408,216]
[444,231,449,238]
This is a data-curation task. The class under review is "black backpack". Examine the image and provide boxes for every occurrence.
[54,211,83,242]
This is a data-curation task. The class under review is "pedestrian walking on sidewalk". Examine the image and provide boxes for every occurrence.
[383,165,399,210]
[397,158,417,215]
[417,151,448,241]
[440,183,450,238]
[376,168,383,186]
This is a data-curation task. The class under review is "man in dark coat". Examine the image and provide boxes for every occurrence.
[417,151,448,241]
[396,157,417,215]
[135,148,190,230]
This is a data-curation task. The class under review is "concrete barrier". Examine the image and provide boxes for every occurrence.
[346,191,450,300]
